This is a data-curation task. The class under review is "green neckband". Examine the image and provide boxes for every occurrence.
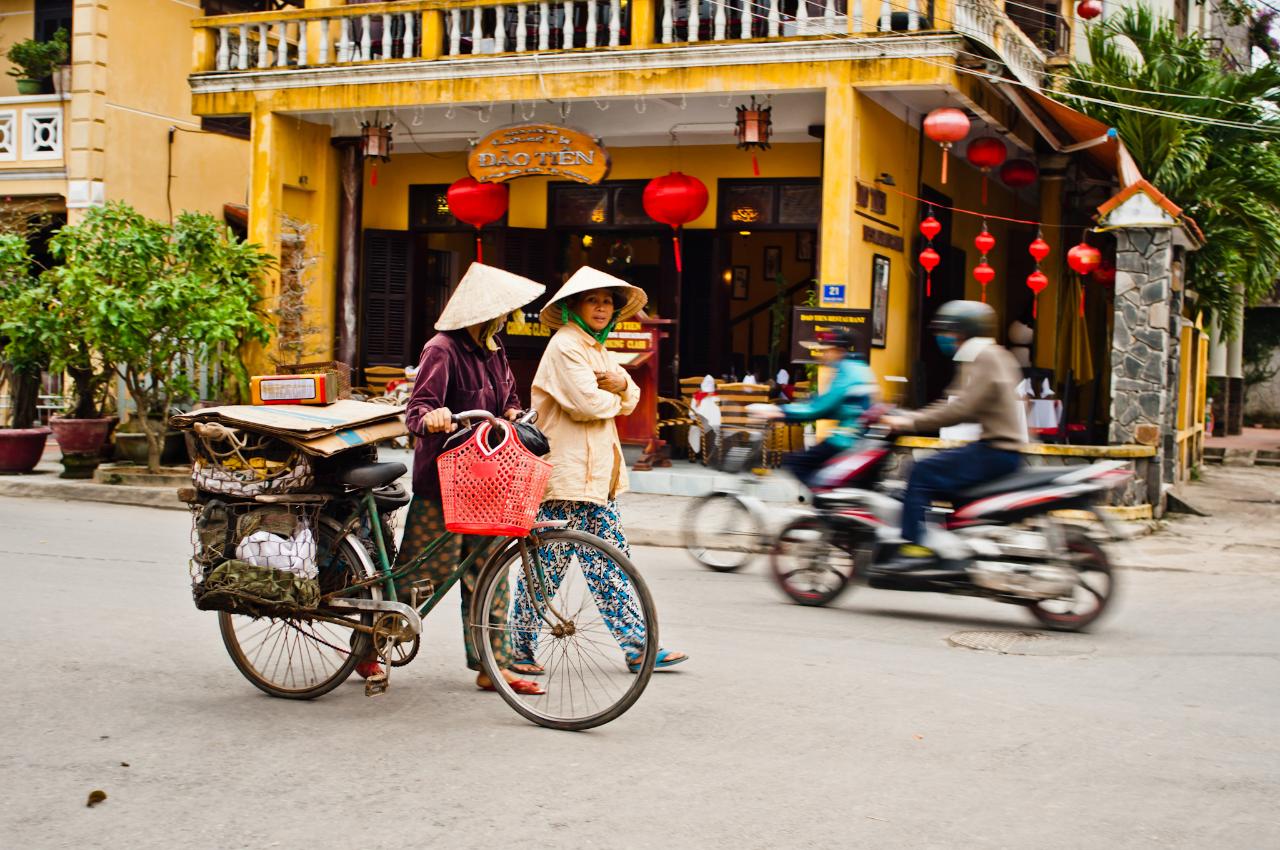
[562,304,618,344]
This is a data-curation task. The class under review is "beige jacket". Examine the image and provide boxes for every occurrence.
[905,337,1027,451]
[532,323,640,505]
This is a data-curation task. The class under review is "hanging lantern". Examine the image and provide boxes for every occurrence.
[1093,259,1116,288]
[1028,236,1051,264]
[446,177,509,263]
[974,229,996,256]
[923,108,971,184]
[919,247,941,297]
[919,216,942,242]
[1067,241,1102,316]
[735,96,773,176]
[965,138,1007,205]
[361,121,393,186]
[1000,158,1038,189]
[643,172,709,273]
[1077,0,1102,20]
[1026,270,1049,318]
[973,224,996,303]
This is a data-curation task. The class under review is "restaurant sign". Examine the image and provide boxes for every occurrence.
[468,123,610,184]
[790,307,872,363]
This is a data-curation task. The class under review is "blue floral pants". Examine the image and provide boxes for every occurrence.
[511,499,646,661]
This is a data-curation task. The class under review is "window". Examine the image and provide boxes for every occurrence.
[201,116,250,140]
[549,181,653,228]
[718,180,821,229]
[408,184,508,230]
[34,0,72,47]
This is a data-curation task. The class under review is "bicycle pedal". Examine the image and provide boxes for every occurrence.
[409,580,436,609]
[364,672,389,697]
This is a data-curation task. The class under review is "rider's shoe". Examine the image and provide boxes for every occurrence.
[875,543,939,573]
[355,660,384,679]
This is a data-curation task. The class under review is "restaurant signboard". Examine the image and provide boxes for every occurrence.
[468,123,610,184]
[790,306,872,363]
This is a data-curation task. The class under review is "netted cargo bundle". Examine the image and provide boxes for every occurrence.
[188,422,314,498]
[189,499,322,616]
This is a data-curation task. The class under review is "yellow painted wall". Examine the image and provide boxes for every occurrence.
[103,0,250,221]
[0,1,36,98]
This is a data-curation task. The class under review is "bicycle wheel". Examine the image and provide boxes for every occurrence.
[471,529,659,731]
[770,515,857,607]
[683,492,760,573]
[219,522,377,700]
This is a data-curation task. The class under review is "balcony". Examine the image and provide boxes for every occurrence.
[191,0,1047,92]
[0,94,67,173]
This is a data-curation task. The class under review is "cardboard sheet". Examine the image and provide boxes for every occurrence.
[290,416,408,457]
[172,400,405,436]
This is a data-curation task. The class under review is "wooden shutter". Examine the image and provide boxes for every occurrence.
[500,228,552,288]
[361,230,414,368]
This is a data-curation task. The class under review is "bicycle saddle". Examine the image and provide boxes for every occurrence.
[339,461,406,489]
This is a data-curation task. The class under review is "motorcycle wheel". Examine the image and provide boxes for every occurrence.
[769,515,858,607]
[1027,528,1115,631]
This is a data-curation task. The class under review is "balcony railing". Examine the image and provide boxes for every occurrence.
[193,0,1043,86]
[0,94,67,169]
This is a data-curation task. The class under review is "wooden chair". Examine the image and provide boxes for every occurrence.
[714,382,772,467]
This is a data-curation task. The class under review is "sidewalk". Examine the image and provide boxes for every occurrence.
[1206,427,1280,452]
[4,442,1278,576]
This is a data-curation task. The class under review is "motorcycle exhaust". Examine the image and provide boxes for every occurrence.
[967,560,1077,599]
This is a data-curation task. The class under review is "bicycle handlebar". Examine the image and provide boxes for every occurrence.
[450,409,539,426]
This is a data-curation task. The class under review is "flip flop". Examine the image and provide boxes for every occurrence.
[510,659,545,676]
[355,661,384,679]
[478,677,546,696]
[626,648,689,673]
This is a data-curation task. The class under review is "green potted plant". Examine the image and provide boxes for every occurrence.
[0,234,50,473]
[51,202,272,474]
[5,29,69,95]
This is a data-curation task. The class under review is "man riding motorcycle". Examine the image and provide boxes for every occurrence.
[754,326,879,490]
[881,300,1025,572]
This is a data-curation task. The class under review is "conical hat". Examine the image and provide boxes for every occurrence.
[434,263,546,331]
[539,266,648,330]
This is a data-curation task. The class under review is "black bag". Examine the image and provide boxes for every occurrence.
[443,419,550,457]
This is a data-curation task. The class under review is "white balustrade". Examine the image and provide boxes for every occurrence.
[318,18,330,64]
[714,0,726,39]
[216,28,230,70]
[517,3,528,50]
[907,0,919,30]
[403,13,415,57]
[471,7,482,51]
[360,14,373,60]
[767,0,779,37]
[586,0,598,47]
[609,0,621,45]
[237,24,249,69]
[851,0,863,31]
[562,1,573,47]
[539,2,551,49]
[739,0,751,38]
[689,0,699,42]
[338,17,352,61]
[277,21,289,67]
[496,5,508,52]
[662,0,674,42]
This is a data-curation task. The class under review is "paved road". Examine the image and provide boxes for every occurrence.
[1,495,1278,849]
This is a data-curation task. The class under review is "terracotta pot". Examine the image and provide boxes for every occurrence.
[114,431,186,466]
[50,416,116,455]
[0,427,51,474]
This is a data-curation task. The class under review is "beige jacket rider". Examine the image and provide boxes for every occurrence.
[532,321,640,505]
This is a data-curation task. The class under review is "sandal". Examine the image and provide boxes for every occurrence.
[509,659,545,676]
[626,648,689,673]
[355,661,384,679]
[478,677,546,696]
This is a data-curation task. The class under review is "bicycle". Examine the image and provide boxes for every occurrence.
[681,430,779,572]
[210,410,659,731]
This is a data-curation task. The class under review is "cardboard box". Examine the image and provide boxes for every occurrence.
[250,372,341,406]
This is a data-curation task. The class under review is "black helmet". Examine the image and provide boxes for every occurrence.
[929,300,997,340]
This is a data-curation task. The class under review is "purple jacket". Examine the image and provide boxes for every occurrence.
[404,330,521,498]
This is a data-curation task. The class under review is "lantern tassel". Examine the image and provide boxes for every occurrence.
[371,163,378,187]
[1033,297,1038,319]
[940,149,949,184]
[475,230,483,263]
[981,174,988,206]
[752,154,760,176]
[1080,285,1086,317]
[926,273,931,298]
[981,284,987,304]
[672,233,683,273]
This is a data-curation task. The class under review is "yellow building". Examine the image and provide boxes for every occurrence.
[0,0,250,228]
[186,0,1132,418]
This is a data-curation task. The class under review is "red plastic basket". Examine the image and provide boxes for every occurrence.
[437,421,553,536]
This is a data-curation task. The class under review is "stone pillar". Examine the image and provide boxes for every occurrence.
[1226,287,1245,434]
[333,138,363,370]
[1107,226,1183,514]
[1207,315,1228,436]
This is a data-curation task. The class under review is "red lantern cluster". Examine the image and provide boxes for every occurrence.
[643,172,709,273]
[919,213,941,297]
[973,223,996,303]
[1093,259,1116,287]
[1068,239,1103,316]
[447,177,509,263]
[1077,0,1102,20]
[1026,232,1051,318]
[1000,159,1038,189]
[965,138,1007,205]
[924,108,971,184]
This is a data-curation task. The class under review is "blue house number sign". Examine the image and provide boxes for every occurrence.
[821,284,846,303]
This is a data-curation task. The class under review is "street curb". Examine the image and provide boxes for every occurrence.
[0,477,186,511]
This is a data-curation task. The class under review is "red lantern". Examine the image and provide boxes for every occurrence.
[1067,242,1102,276]
[919,247,941,297]
[919,216,942,242]
[966,138,1007,204]
[1026,270,1049,317]
[974,229,996,255]
[1028,236,1051,264]
[447,177,509,262]
[1077,0,1102,19]
[643,172,709,273]
[923,108,971,184]
[999,159,1038,189]
[1093,260,1116,287]
[973,261,995,303]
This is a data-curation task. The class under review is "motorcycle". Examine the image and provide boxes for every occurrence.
[769,424,1130,631]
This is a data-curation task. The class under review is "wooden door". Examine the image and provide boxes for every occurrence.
[361,229,414,369]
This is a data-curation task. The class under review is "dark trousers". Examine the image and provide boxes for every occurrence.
[901,442,1021,545]
[782,440,843,490]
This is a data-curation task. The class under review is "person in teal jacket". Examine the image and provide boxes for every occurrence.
[757,326,879,489]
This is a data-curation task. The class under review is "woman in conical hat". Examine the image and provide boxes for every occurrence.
[508,267,688,676]
[363,262,546,695]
